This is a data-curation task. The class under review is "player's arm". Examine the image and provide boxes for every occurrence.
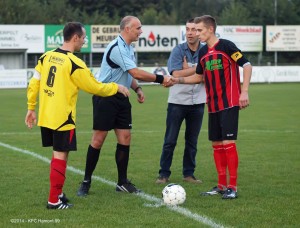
[72,65,125,97]
[228,40,252,109]
[239,63,252,109]
[166,58,204,87]
[241,63,252,93]
[172,66,197,78]
[171,73,204,85]
[25,70,40,128]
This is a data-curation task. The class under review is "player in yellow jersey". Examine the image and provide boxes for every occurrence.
[25,22,129,209]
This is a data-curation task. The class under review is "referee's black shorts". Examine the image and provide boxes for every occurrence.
[92,93,132,131]
[208,106,239,141]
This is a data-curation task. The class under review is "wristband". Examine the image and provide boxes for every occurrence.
[155,74,164,84]
[134,86,142,93]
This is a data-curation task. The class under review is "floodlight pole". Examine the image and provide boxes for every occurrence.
[274,0,278,66]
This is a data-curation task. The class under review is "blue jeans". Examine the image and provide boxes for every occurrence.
[159,103,205,177]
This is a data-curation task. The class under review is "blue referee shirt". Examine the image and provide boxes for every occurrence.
[96,35,136,88]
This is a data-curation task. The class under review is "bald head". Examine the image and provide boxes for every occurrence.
[119,15,142,43]
[120,16,138,31]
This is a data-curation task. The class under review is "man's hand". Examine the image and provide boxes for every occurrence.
[182,56,189,69]
[25,110,37,129]
[239,90,249,109]
[117,84,130,97]
[162,75,172,87]
[136,88,145,103]
[163,76,179,87]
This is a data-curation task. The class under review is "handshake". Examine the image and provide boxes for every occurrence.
[155,73,204,87]
[161,75,180,87]
[161,74,204,87]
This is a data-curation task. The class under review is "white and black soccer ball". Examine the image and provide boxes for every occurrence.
[162,183,186,206]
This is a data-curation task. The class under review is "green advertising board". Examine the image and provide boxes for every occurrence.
[45,25,90,53]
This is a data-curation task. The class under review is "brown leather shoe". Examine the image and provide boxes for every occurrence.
[155,176,169,184]
[183,176,203,184]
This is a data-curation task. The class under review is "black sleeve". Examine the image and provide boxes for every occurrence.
[224,39,250,67]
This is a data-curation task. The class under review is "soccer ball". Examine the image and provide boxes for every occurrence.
[162,183,186,206]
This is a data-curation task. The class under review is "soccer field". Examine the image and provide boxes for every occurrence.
[0,83,299,227]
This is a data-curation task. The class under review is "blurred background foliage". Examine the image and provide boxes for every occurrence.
[1,0,299,65]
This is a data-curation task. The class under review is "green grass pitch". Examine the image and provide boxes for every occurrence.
[0,83,299,227]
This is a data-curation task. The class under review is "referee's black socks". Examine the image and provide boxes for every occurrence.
[84,144,101,182]
[115,143,130,185]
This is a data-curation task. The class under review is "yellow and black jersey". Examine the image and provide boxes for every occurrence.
[27,48,118,131]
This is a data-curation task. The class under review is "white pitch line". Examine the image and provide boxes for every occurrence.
[0,141,226,228]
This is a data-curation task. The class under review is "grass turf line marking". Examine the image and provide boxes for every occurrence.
[0,141,226,228]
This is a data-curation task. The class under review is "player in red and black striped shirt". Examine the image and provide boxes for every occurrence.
[169,15,252,199]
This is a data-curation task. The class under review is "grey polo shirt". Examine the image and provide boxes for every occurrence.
[167,42,206,105]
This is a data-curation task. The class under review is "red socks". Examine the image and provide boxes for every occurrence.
[213,145,227,189]
[48,158,67,204]
[224,143,239,191]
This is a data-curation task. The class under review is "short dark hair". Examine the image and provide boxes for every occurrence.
[63,22,84,41]
[186,18,195,23]
[194,15,217,32]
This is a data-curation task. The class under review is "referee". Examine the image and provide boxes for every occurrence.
[77,16,170,196]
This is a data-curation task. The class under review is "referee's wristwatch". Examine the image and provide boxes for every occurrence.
[134,86,142,93]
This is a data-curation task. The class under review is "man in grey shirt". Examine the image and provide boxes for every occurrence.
[156,18,206,184]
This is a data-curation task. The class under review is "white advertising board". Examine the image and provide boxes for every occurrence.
[180,25,263,52]
[91,25,120,52]
[216,26,263,52]
[0,25,44,53]
[0,70,27,88]
[136,26,180,52]
[266,26,300,51]
[240,66,300,83]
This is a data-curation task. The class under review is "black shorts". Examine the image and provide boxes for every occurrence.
[92,93,132,131]
[208,106,239,141]
[41,127,77,151]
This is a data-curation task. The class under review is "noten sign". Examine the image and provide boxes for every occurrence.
[138,32,178,47]
[135,26,180,52]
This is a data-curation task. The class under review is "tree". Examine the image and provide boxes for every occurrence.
[0,0,299,65]
[219,0,253,25]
